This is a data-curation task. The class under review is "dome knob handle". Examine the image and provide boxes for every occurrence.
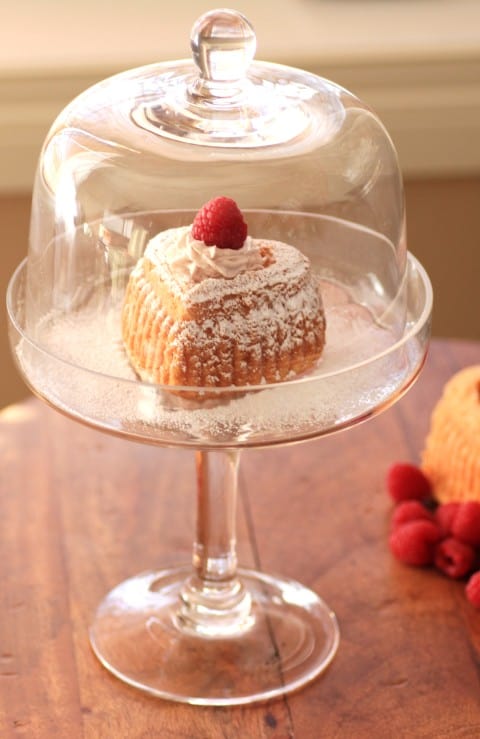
[189,9,256,101]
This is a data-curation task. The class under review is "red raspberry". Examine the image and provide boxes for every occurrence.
[389,520,441,566]
[386,462,432,504]
[191,196,247,250]
[391,500,433,529]
[434,502,460,537]
[434,537,475,579]
[452,502,480,547]
[466,571,480,608]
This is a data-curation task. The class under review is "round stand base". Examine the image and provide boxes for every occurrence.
[89,567,339,706]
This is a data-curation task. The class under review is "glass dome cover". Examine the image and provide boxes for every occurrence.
[10,7,427,450]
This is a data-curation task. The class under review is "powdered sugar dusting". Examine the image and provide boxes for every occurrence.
[144,234,308,304]
[14,280,422,447]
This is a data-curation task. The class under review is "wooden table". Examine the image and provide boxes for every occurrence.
[1,338,479,738]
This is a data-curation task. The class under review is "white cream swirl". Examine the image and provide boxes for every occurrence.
[149,226,264,283]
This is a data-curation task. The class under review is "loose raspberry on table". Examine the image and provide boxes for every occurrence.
[434,502,460,537]
[466,572,480,608]
[434,537,475,579]
[389,519,442,567]
[391,500,433,529]
[386,462,432,504]
[452,502,480,547]
[192,196,248,250]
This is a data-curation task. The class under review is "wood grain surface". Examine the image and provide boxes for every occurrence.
[0,339,479,738]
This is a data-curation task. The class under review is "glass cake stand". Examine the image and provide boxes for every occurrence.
[7,212,432,705]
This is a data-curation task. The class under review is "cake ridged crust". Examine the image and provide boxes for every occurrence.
[122,237,326,388]
[422,366,480,503]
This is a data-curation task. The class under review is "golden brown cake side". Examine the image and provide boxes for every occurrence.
[422,365,480,503]
[122,232,325,388]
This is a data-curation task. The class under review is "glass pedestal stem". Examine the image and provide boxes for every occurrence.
[178,449,253,637]
[89,445,340,702]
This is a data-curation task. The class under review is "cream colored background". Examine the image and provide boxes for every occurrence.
[1,0,479,409]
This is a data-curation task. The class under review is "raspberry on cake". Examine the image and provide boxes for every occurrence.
[121,197,326,388]
[192,196,247,249]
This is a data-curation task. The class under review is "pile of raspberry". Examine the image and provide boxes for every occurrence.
[387,462,480,608]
